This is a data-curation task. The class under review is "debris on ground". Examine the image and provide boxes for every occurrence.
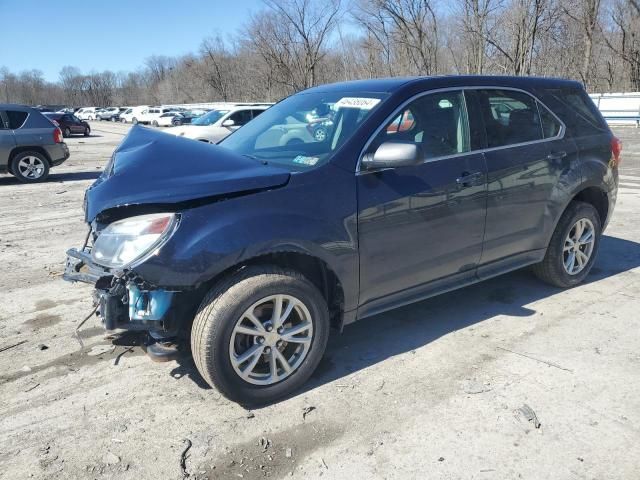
[302,406,316,420]
[180,438,192,478]
[285,448,292,458]
[87,344,115,357]
[0,340,27,353]
[259,437,271,451]
[462,379,492,394]
[245,411,255,419]
[102,452,121,465]
[519,404,541,429]
[24,383,40,392]
[37,344,48,351]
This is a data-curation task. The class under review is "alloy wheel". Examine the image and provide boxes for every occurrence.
[17,156,46,180]
[229,294,313,386]
[563,218,595,275]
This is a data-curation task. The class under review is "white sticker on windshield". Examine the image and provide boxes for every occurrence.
[334,97,381,110]
[293,155,319,166]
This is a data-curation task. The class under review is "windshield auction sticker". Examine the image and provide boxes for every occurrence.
[334,97,381,110]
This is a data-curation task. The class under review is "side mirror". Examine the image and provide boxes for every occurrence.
[222,119,235,127]
[361,142,423,170]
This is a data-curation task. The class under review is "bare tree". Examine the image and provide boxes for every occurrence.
[247,0,341,93]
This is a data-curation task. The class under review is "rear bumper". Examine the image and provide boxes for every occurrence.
[45,143,70,166]
[64,247,182,333]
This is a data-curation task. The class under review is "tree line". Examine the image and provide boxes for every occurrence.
[2,0,640,107]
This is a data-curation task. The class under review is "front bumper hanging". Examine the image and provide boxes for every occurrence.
[63,247,177,333]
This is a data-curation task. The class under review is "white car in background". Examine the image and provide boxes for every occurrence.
[119,106,149,124]
[155,112,183,127]
[76,107,97,120]
[136,106,172,126]
[167,105,270,143]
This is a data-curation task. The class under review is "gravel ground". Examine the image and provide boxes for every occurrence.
[0,122,639,480]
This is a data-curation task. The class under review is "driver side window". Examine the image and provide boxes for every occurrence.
[371,90,470,160]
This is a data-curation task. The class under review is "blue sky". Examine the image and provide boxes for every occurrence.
[0,0,266,81]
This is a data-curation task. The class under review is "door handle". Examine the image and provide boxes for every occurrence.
[547,151,567,161]
[456,171,484,188]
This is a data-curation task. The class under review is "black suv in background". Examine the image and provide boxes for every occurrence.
[1,104,70,182]
[64,76,619,404]
[44,112,91,137]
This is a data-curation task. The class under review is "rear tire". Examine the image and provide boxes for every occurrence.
[132,117,138,125]
[191,265,330,405]
[63,127,71,138]
[84,126,90,136]
[11,151,50,182]
[152,120,159,127]
[533,201,601,288]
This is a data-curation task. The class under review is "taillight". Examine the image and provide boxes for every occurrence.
[611,136,622,166]
[53,127,63,144]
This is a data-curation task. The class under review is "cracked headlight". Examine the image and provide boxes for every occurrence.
[91,213,178,269]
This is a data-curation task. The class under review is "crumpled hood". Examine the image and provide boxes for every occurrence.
[85,126,290,222]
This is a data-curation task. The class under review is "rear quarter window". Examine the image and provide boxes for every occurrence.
[542,88,608,137]
[6,110,29,129]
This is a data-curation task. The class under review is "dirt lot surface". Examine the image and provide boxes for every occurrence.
[1,122,639,480]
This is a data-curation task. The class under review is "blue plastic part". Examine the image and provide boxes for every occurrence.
[127,284,174,321]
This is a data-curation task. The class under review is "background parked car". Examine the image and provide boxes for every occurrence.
[155,112,183,127]
[44,113,90,137]
[1,104,69,182]
[76,107,97,120]
[137,106,168,125]
[172,110,204,126]
[97,107,120,121]
[167,105,269,143]
[119,106,149,124]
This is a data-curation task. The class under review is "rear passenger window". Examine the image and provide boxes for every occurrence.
[538,102,562,138]
[477,90,543,148]
[6,110,28,129]
[371,90,470,159]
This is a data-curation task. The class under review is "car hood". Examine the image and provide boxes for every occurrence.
[85,126,290,222]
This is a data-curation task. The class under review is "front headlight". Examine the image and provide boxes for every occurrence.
[91,213,178,269]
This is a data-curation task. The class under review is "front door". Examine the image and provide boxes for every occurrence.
[356,90,488,315]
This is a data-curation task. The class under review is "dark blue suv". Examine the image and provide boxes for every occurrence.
[64,76,620,404]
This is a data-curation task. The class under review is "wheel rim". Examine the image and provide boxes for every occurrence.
[314,128,326,141]
[17,156,45,179]
[229,294,313,386]
[563,218,595,275]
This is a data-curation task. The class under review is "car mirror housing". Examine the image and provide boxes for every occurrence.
[222,119,235,128]
[362,142,424,170]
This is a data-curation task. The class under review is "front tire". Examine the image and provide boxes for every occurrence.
[533,201,601,288]
[63,127,71,138]
[84,126,90,136]
[152,120,159,127]
[11,151,50,182]
[132,117,138,125]
[191,266,330,405]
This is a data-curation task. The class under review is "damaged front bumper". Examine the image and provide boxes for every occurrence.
[64,247,180,333]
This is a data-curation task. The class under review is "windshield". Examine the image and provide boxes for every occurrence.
[192,109,229,126]
[220,92,387,170]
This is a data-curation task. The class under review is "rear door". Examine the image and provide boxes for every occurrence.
[0,111,16,171]
[473,88,568,269]
[356,89,488,314]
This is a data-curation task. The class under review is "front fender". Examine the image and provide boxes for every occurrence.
[133,165,359,311]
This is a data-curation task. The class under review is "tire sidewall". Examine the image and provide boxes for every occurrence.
[551,203,601,286]
[196,270,330,404]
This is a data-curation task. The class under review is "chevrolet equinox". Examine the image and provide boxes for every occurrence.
[64,76,620,404]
